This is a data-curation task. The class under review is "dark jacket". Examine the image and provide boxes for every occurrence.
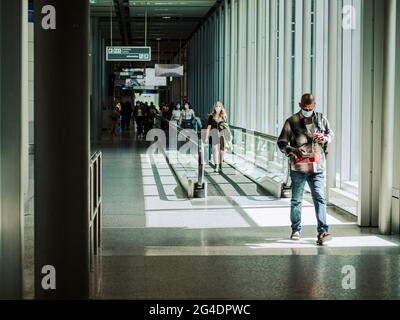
[277,111,334,156]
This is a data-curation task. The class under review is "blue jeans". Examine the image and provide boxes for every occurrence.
[290,170,328,234]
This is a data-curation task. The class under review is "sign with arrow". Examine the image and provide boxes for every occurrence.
[106,46,152,62]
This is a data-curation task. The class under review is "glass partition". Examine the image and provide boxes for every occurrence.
[229,125,289,183]
[156,117,290,189]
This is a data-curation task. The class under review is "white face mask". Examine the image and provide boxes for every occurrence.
[301,109,314,118]
[215,107,222,113]
[184,104,189,110]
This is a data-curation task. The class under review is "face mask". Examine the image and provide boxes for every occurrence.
[185,105,189,109]
[301,109,314,118]
[215,107,222,113]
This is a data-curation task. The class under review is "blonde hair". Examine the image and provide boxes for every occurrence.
[212,101,226,120]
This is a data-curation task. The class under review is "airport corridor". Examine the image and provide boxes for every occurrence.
[89,133,400,299]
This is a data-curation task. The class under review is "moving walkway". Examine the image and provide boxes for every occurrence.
[156,116,291,199]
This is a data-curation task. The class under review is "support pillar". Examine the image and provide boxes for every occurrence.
[379,0,396,234]
[326,0,338,199]
[268,0,277,135]
[302,0,312,93]
[34,0,90,299]
[0,0,28,299]
[283,0,293,119]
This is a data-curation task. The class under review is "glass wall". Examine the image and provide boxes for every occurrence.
[182,0,362,215]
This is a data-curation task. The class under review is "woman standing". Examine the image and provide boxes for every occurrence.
[179,103,196,129]
[171,104,182,123]
[206,101,231,173]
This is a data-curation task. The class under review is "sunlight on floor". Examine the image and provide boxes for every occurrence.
[247,236,399,248]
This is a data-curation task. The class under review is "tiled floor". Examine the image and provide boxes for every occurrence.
[89,132,400,300]
[22,131,400,299]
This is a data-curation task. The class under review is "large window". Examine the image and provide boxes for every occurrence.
[185,0,362,215]
[336,0,361,193]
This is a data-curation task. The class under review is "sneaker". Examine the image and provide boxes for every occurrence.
[316,232,333,246]
[290,231,301,241]
[218,164,223,174]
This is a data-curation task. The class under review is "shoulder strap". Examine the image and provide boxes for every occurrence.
[315,112,324,131]
[288,113,299,132]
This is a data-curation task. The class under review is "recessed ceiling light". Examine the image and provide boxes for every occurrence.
[162,16,171,19]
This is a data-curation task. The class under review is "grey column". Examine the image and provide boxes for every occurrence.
[268,0,276,135]
[302,0,312,93]
[229,0,236,125]
[358,0,374,226]
[34,0,90,299]
[379,0,396,235]
[283,0,292,119]
[326,0,338,199]
[91,17,102,143]
[256,0,264,132]
[223,0,230,112]
[0,0,28,300]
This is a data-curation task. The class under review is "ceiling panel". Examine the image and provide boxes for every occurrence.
[91,0,219,63]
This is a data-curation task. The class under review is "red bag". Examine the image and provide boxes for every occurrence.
[293,152,321,164]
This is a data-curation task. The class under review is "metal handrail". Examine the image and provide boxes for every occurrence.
[228,125,291,191]
[156,115,206,197]
[157,115,284,168]
[156,115,290,196]
[229,125,278,142]
[228,125,290,188]
[89,151,102,271]
[157,114,201,146]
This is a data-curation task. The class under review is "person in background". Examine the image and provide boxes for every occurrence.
[179,102,195,129]
[171,104,182,124]
[133,101,139,129]
[161,103,170,131]
[135,102,145,138]
[161,103,170,119]
[206,101,230,173]
[193,116,203,133]
[167,103,175,120]
[120,99,133,132]
[145,103,158,134]
[277,93,334,246]
[110,106,120,136]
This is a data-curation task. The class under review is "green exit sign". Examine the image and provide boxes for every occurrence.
[106,47,152,62]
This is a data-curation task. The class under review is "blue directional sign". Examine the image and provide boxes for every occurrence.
[106,47,152,62]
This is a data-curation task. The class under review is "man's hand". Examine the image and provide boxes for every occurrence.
[289,148,306,158]
[314,132,328,145]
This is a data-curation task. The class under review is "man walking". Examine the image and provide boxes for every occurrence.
[277,94,334,245]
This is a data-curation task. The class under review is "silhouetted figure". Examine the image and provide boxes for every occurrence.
[110,106,120,136]
[120,100,133,132]
[135,103,145,137]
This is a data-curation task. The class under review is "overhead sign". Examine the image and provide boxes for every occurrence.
[155,64,184,77]
[106,47,151,62]
[120,68,166,88]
